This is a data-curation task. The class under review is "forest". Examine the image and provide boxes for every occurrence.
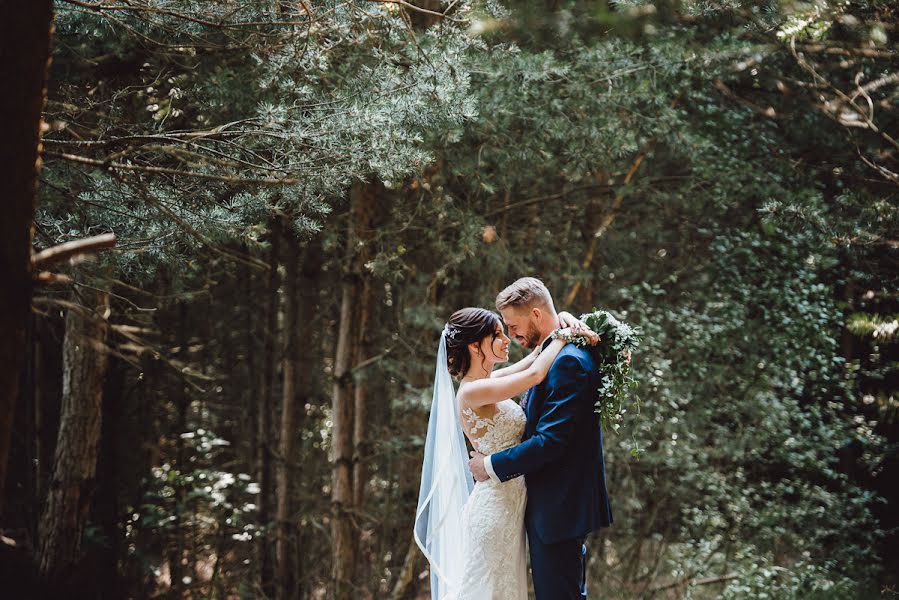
[1,0,897,598]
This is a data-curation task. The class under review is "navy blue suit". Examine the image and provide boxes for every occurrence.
[490,341,612,598]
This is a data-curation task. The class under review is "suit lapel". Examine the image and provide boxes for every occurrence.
[525,385,541,431]
[525,336,555,426]
[523,387,536,419]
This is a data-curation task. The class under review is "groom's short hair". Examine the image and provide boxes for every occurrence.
[496,277,554,311]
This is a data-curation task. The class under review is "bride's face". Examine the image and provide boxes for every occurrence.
[478,324,511,365]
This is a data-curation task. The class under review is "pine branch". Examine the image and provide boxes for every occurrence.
[120,173,271,272]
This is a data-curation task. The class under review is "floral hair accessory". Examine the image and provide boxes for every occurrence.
[443,324,457,340]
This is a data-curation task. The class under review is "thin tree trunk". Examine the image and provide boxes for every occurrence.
[351,376,368,513]
[295,237,322,600]
[351,279,372,511]
[169,302,189,599]
[243,246,259,470]
[95,356,126,599]
[34,324,44,512]
[350,280,373,592]
[0,0,53,514]
[20,312,39,540]
[259,218,281,599]
[129,351,163,598]
[564,156,643,308]
[390,537,421,600]
[38,290,111,580]
[331,182,377,598]
[331,270,357,600]
[276,217,300,600]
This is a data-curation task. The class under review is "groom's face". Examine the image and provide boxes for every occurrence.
[500,306,541,349]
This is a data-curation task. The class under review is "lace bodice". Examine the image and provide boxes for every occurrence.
[456,398,528,600]
[460,399,526,456]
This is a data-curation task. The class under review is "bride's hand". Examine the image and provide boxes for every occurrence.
[557,312,600,345]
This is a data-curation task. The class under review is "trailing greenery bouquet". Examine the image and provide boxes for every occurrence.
[555,310,642,453]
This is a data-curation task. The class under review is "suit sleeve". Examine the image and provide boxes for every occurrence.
[489,353,589,482]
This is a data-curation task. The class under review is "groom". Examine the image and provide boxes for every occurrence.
[468,277,613,599]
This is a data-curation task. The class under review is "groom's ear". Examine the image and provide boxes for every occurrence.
[531,307,542,321]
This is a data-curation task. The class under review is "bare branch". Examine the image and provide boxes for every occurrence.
[363,0,467,23]
[794,43,899,60]
[43,150,300,185]
[34,272,74,285]
[59,0,314,30]
[31,233,117,268]
[650,573,740,593]
[564,153,645,307]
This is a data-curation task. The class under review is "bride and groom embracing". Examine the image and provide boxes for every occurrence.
[415,277,613,600]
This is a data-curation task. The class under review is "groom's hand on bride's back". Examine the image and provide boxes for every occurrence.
[468,451,489,482]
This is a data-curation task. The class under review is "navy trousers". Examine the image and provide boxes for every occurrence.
[528,522,588,599]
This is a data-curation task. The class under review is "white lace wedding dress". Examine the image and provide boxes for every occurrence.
[457,399,528,600]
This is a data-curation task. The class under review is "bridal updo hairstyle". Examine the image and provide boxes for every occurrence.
[444,307,503,379]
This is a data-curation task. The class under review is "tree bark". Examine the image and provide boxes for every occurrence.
[350,279,374,592]
[23,313,40,540]
[94,356,126,599]
[294,237,322,600]
[390,537,421,600]
[351,281,371,512]
[259,217,281,598]
[276,217,300,600]
[331,257,357,600]
[0,0,53,515]
[38,290,111,580]
[242,246,260,471]
[168,302,190,599]
[331,182,377,598]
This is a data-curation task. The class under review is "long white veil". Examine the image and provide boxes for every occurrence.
[414,326,473,599]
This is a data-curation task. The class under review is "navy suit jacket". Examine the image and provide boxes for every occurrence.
[490,342,613,545]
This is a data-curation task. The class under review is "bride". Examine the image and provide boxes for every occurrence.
[414,307,596,600]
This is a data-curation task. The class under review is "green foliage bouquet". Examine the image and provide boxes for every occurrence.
[555,310,642,451]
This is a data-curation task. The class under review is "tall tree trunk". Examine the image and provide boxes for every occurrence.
[389,537,421,600]
[350,280,375,592]
[127,350,163,599]
[331,260,357,600]
[34,323,44,514]
[242,246,259,470]
[0,0,53,514]
[331,182,377,598]
[276,217,300,600]
[95,356,126,599]
[294,237,322,600]
[352,280,372,511]
[168,302,189,599]
[18,311,40,541]
[38,290,111,580]
[259,218,281,599]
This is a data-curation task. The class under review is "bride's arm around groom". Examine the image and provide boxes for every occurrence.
[471,277,613,599]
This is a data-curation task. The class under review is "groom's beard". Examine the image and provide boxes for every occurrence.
[521,323,541,349]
